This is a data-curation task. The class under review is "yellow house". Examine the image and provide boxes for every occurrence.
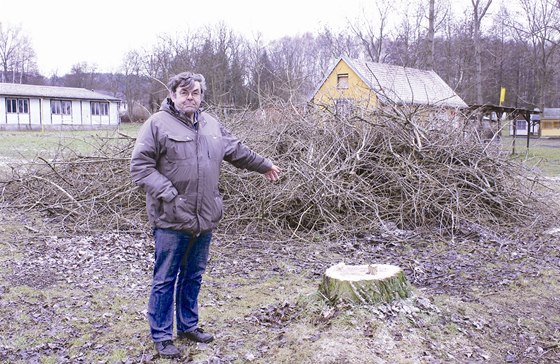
[310,56,467,115]
[540,108,560,137]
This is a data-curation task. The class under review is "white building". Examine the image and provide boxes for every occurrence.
[0,83,121,130]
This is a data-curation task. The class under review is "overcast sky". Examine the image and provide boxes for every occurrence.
[1,0,380,76]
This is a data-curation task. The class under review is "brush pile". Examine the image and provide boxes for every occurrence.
[1,105,557,240]
[219,105,557,240]
[1,134,146,234]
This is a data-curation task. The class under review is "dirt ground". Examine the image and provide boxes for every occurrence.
[1,202,560,364]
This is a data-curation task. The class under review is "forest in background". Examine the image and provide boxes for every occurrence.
[1,0,560,121]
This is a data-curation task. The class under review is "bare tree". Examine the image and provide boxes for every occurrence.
[510,0,560,108]
[267,33,321,104]
[64,62,97,89]
[120,50,149,121]
[108,4,560,115]
[483,4,536,107]
[316,26,361,62]
[136,33,186,112]
[386,0,450,69]
[0,22,36,83]
[191,23,248,109]
[427,0,436,69]
[12,39,36,83]
[471,0,493,104]
[386,2,423,67]
[246,33,276,108]
[349,2,394,62]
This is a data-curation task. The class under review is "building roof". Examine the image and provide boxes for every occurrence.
[543,108,560,119]
[313,56,468,109]
[0,83,120,101]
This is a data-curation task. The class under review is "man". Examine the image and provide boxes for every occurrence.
[130,72,280,358]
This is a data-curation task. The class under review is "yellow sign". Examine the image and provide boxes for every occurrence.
[499,87,506,106]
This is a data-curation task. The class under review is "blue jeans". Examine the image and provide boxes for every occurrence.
[148,228,212,342]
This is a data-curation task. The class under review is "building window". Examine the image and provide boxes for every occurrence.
[91,101,109,116]
[51,100,72,115]
[6,98,29,113]
[335,98,352,117]
[337,73,349,89]
[514,120,527,130]
[542,120,560,129]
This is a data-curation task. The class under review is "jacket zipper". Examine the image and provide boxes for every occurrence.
[195,127,201,234]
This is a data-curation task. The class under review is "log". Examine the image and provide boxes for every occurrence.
[319,262,411,304]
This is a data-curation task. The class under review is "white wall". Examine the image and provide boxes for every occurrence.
[40,98,50,125]
[1,96,120,130]
[0,97,6,123]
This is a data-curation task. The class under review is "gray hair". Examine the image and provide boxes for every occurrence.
[167,72,207,97]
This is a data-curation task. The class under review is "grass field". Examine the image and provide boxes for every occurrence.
[0,123,141,173]
[504,136,560,176]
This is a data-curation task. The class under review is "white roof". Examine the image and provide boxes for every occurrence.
[543,108,560,119]
[0,83,120,101]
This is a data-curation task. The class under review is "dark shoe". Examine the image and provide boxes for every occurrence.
[178,328,214,343]
[154,340,181,358]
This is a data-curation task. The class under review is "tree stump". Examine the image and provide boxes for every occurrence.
[319,262,411,304]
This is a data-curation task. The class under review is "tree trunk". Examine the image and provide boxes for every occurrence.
[427,0,435,70]
[319,263,411,304]
[472,0,493,104]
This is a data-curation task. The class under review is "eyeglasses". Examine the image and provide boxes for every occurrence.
[178,88,202,98]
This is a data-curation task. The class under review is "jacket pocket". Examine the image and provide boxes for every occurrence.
[165,134,196,161]
[161,194,196,223]
[210,190,224,224]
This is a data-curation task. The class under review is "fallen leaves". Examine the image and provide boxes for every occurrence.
[1,207,560,363]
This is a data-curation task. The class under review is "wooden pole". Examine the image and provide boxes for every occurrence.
[526,111,531,150]
[512,113,517,155]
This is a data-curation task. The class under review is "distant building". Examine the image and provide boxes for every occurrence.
[0,83,121,130]
[508,113,540,137]
[540,108,560,137]
[310,56,467,117]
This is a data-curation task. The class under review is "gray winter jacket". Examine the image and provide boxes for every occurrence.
[130,100,273,233]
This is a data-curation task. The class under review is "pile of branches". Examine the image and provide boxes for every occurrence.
[1,105,557,240]
[219,105,558,240]
[0,134,146,234]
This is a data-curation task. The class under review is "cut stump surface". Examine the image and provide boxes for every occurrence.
[319,262,411,304]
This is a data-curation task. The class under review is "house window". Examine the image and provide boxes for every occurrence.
[6,98,29,113]
[51,100,72,115]
[515,120,527,130]
[91,101,109,116]
[541,121,560,129]
[335,98,352,117]
[337,73,349,89]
